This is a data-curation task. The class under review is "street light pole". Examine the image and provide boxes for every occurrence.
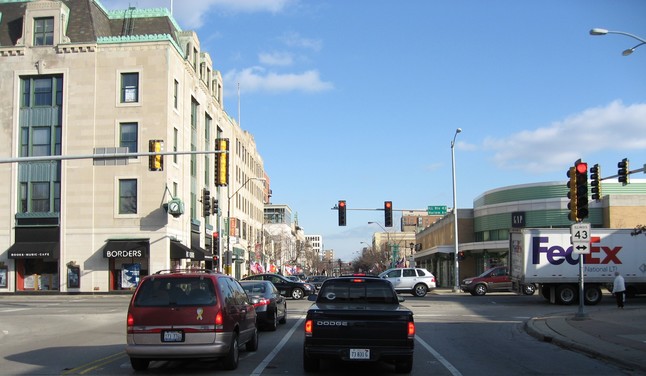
[590,28,646,56]
[451,128,462,292]
[226,177,266,277]
[368,221,391,267]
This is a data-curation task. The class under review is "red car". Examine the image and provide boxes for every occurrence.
[126,269,258,371]
[461,266,536,296]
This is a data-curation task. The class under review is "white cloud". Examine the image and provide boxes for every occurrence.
[482,101,646,173]
[224,67,333,94]
[259,52,294,66]
[280,31,322,52]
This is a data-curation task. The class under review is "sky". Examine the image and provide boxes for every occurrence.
[102,0,646,262]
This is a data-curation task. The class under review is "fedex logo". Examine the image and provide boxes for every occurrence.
[531,236,622,265]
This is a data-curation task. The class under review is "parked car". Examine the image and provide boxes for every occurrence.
[305,275,330,290]
[461,266,536,296]
[126,269,258,371]
[242,273,314,300]
[378,267,437,297]
[240,280,287,331]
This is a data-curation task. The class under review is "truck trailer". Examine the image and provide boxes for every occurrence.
[509,228,646,305]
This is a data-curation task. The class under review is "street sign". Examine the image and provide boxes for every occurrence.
[571,223,591,254]
[427,205,447,215]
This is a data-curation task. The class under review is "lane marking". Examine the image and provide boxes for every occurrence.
[250,315,305,376]
[416,336,463,376]
[61,351,126,375]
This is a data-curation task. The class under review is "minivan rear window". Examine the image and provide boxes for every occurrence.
[134,277,217,307]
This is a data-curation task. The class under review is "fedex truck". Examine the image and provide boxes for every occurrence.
[509,228,646,305]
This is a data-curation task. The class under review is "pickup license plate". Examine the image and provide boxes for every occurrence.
[162,330,184,342]
[350,348,370,360]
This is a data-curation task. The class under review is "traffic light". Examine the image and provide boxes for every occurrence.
[202,188,211,217]
[575,160,588,220]
[215,138,229,186]
[618,158,629,185]
[567,166,577,221]
[590,164,601,201]
[148,140,164,171]
[212,197,219,215]
[338,200,346,226]
[384,201,393,227]
[213,232,220,260]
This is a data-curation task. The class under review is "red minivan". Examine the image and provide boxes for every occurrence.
[461,266,536,296]
[126,269,258,371]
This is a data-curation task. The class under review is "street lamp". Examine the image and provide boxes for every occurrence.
[226,177,266,277]
[368,221,391,267]
[409,242,414,268]
[451,128,462,292]
[590,28,646,56]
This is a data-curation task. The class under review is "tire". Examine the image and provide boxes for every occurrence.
[556,285,577,305]
[130,358,149,371]
[291,288,304,300]
[303,349,320,372]
[584,285,602,305]
[221,333,239,370]
[267,310,278,331]
[522,284,536,295]
[474,284,487,296]
[413,284,428,297]
[246,327,259,351]
[395,356,413,373]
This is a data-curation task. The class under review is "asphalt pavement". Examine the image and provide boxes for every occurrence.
[431,288,646,374]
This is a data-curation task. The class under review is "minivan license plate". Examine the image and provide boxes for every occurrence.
[350,349,370,360]
[162,330,184,342]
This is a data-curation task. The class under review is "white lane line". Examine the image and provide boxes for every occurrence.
[250,315,305,376]
[416,336,463,376]
[0,308,29,313]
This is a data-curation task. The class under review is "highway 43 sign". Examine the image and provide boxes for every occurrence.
[571,223,591,254]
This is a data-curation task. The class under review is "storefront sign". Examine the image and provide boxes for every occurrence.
[102,240,149,258]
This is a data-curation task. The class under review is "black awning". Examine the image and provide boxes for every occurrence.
[8,242,59,259]
[102,240,149,258]
[171,240,194,259]
[191,245,206,261]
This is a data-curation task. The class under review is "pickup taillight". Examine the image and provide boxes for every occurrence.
[304,319,313,337]
[407,321,415,338]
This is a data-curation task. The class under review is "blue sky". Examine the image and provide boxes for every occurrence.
[103,0,646,262]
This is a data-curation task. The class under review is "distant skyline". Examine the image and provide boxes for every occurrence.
[103,0,646,261]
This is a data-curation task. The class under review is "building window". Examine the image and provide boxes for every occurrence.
[173,127,178,164]
[120,73,139,103]
[31,182,51,212]
[34,17,54,46]
[173,79,179,109]
[119,122,138,157]
[119,179,137,214]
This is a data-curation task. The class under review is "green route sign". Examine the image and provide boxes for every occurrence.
[427,205,447,215]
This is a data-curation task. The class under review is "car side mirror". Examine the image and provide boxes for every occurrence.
[398,296,405,303]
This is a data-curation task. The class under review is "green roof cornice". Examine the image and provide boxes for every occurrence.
[97,33,183,56]
[106,7,182,33]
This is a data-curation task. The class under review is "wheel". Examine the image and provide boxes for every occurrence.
[522,284,536,295]
[303,349,320,372]
[413,284,428,297]
[221,333,239,370]
[556,285,577,305]
[246,327,259,351]
[395,356,413,373]
[130,358,149,371]
[291,288,304,300]
[267,310,278,331]
[584,285,602,305]
[474,284,487,296]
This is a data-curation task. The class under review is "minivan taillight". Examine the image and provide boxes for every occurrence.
[127,312,134,333]
[215,310,224,332]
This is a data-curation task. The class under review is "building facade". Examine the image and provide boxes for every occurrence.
[0,0,266,292]
[414,180,646,288]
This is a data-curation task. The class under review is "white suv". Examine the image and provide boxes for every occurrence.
[379,268,437,297]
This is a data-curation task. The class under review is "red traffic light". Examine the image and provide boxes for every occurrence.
[339,201,346,208]
[576,162,588,174]
[385,201,392,209]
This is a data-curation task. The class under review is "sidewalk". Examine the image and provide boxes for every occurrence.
[525,306,646,374]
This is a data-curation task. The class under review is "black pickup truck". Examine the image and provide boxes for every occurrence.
[302,276,415,373]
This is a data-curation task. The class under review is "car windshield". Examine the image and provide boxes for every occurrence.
[134,277,216,306]
[318,279,397,304]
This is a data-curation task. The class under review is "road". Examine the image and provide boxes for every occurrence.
[0,292,637,375]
